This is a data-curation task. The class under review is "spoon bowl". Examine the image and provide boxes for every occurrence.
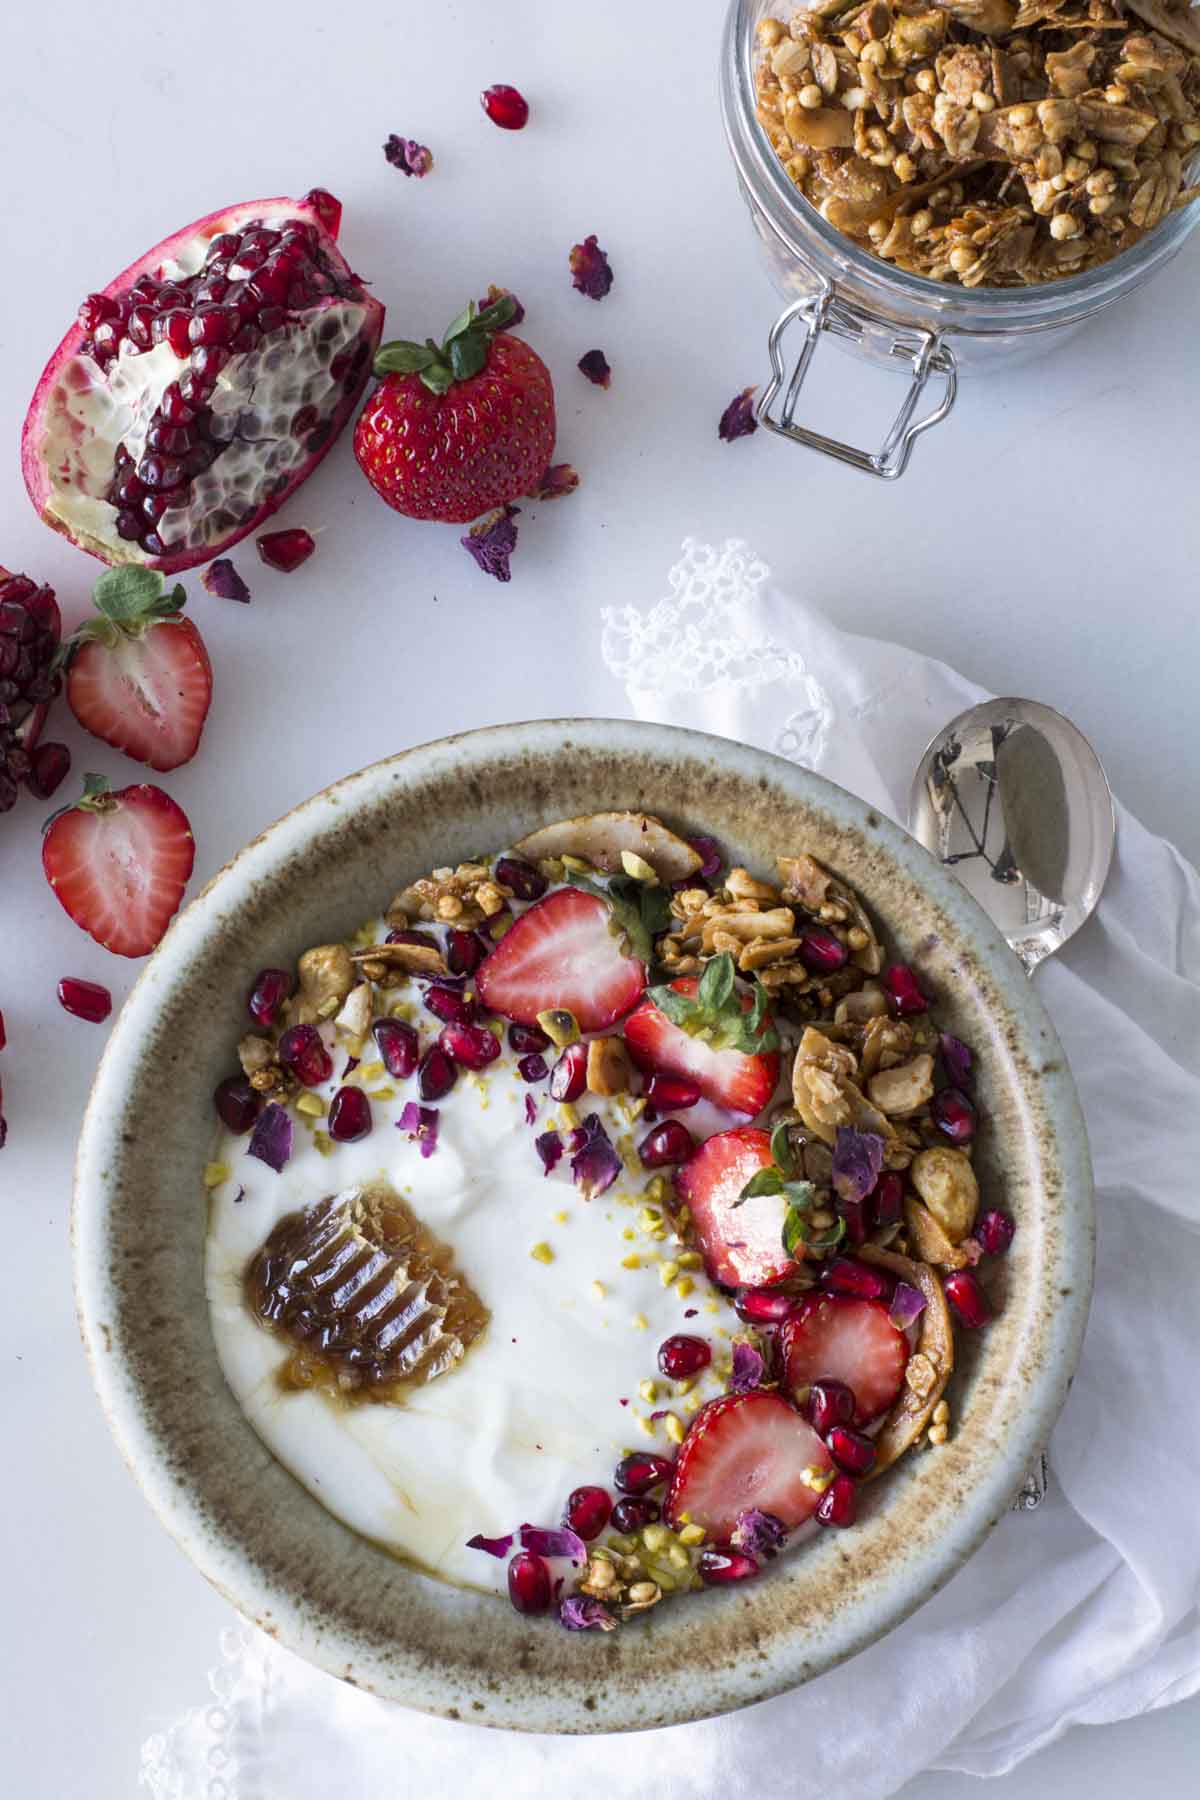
[909,698,1116,975]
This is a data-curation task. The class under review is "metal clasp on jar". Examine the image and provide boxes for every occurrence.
[758,288,958,479]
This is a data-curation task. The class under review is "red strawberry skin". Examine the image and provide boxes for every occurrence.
[624,977,779,1118]
[674,1126,802,1289]
[42,784,195,957]
[353,334,556,524]
[665,1391,833,1538]
[475,887,645,1032]
[67,617,212,772]
[781,1295,909,1425]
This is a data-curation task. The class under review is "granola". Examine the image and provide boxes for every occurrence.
[755,0,1200,284]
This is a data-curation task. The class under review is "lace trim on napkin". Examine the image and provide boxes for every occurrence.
[140,1626,255,1799]
[600,538,834,769]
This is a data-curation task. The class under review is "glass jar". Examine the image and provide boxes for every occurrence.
[720,0,1200,476]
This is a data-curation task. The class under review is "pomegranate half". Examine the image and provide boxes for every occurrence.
[22,189,384,574]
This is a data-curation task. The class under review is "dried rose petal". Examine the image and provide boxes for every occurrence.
[688,835,723,880]
[466,1530,514,1559]
[940,1032,974,1089]
[383,135,433,177]
[730,1508,787,1559]
[832,1126,885,1208]
[729,1340,766,1391]
[477,284,525,327]
[246,1102,292,1173]
[535,1130,563,1175]
[718,387,759,442]
[559,1595,616,1632]
[461,505,519,581]
[200,559,251,603]
[534,463,579,502]
[577,349,611,388]
[519,1523,587,1565]
[571,1117,621,1199]
[889,1281,928,1330]
[569,235,613,300]
[524,1093,538,1127]
[397,1101,440,1158]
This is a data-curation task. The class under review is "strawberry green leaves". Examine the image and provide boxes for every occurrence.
[737,1116,845,1256]
[374,294,520,397]
[56,567,188,665]
[645,952,778,1056]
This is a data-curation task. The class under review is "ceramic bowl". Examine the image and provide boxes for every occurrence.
[73,718,1093,1733]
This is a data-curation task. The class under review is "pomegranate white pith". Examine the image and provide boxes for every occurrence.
[22,191,384,574]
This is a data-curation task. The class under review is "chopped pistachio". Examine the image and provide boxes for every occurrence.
[638,1378,659,1404]
[641,1522,671,1553]
[590,1280,606,1302]
[538,1008,580,1047]
[635,1414,657,1438]
[663,1412,686,1445]
[631,1313,648,1331]
[677,1522,706,1547]
[675,1277,696,1300]
[621,1253,641,1270]
[620,849,660,885]
[659,1260,680,1287]
[312,1131,334,1157]
[530,1241,555,1265]
[294,1094,325,1118]
[367,1086,396,1101]
[560,854,595,874]
[676,1250,702,1270]
[607,1533,637,1555]
[203,1162,230,1188]
[666,1541,691,1569]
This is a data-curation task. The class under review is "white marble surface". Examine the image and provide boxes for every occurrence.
[1,1,1197,1793]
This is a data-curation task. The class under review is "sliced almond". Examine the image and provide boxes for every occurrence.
[512,811,702,883]
[860,1246,954,1473]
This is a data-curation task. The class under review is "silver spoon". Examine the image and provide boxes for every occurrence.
[908,698,1115,1507]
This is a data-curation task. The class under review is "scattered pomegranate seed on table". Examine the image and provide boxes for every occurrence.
[27,742,70,800]
[256,528,315,573]
[56,978,112,1024]
[481,84,529,130]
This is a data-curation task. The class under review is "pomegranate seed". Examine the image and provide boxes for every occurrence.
[827,1425,877,1476]
[493,855,546,900]
[734,1288,799,1325]
[871,1171,904,1227]
[657,1334,711,1379]
[975,1208,1015,1256]
[190,346,229,383]
[614,1453,674,1495]
[797,928,849,973]
[517,1053,549,1082]
[213,1075,261,1134]
[329,1085,372,1142]
[883,963,928,1016]
[548,1042,588,1103]
[507,1550,551,1615]
[699,1549,759,1584]
[56,977,112,1024]
[418,1044,456,1101]
[445,928,487,976]
[801,1379,856,1435]
[815,1473,857,1528]
[278,1023,333,1087]
[638,1120,695,1168]
[372,1018,419,1079]
[610,1497,660,1532]
[944,1268,993,1328]
[644,1073,701,1111]
[138,454,186,492]
[78,293,118,332]
[508,1021,551,1054]
[438,1021,501,1071]
[481,83,530,130]
[836,1194,869,1247]
[820,1258,891,1302]
[424,984,475,1025]
[160,382,194,425]
[128,304,156,349]
[563,1486,611,1541]
[27,741,70,799]
[932,1087,977,1144]
[257,528,315,573]
[247,967,293,1027]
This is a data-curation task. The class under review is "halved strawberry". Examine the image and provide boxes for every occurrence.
[675,1126,801,1289]
[474,886,645,1031]
[64,567,212,772]
[42,775,195,958]
[623,974,779,1118]
[780,1294,908,1425]
[665,1390,833,1538]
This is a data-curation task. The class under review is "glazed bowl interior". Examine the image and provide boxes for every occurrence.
[74,719,1093,1733]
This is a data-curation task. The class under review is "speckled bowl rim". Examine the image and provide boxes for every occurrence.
[73,719,1094,1734]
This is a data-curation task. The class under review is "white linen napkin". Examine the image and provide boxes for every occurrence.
[140,541,1200,1799]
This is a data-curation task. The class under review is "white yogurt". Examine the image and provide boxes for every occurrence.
[206,957,741,1595]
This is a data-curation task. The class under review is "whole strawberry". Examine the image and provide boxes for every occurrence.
[353,295,556,524]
